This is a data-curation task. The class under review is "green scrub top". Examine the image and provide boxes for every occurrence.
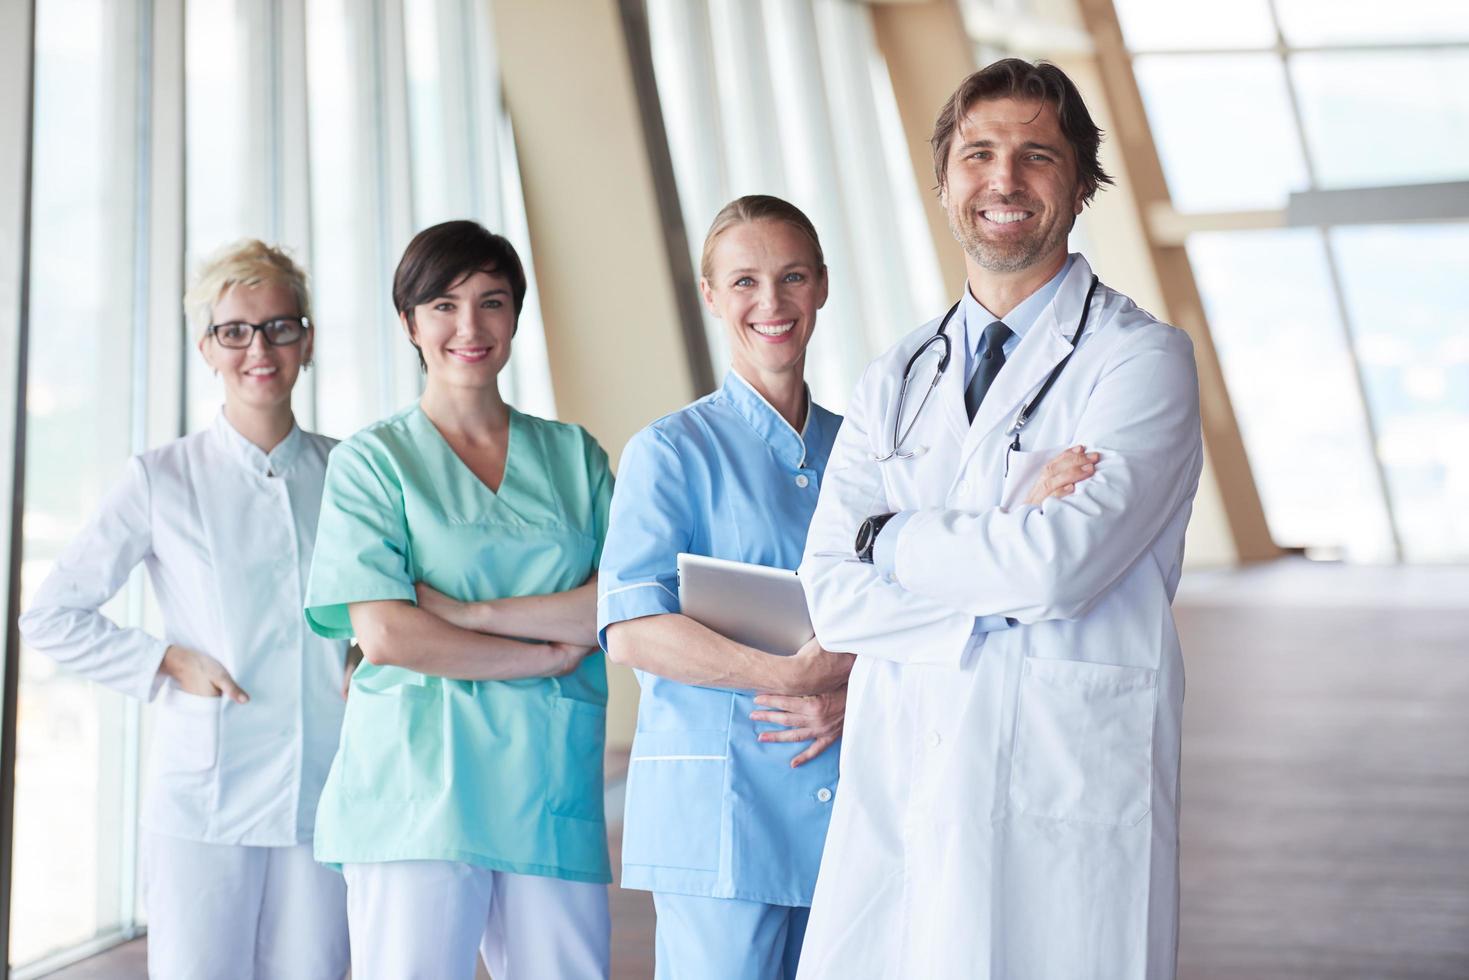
[305,404,613,883]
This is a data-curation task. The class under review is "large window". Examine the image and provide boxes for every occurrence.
[13,1,145,968]
[1114,0,1469,561]
[646,0,946,410]
[7,1,548,973]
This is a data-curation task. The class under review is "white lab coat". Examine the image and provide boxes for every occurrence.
[796,255,1201,980]
[19,413,348,846]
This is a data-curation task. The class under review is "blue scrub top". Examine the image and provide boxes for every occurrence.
[598,371,841,906]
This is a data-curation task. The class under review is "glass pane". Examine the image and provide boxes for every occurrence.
[1331,224,1469,561]
[1134,55,1309,212]
[1113,0,1275,51]
[306,0,396,437]
[185,0,271,253]
[15,0,141,966]
[492,114,556,420]
[1187,229,1394,561]
[184,0,274,433]
[403,0,474,229]
[1292,51,1469,190]
[1277,0,1469,46]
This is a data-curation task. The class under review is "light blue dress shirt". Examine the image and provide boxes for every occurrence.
[598,371,840,906]
[874,255,1075,632]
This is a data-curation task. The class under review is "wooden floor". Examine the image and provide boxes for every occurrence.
[42,562,1469,979]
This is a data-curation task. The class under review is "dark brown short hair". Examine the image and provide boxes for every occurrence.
[931,59,1114,204]
[392,220,528,368]
[700,194,825,282]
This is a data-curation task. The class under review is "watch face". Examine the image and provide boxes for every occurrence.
[856,519,875,555]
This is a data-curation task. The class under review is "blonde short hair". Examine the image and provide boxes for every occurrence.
[184,239,312,333]
[699,195,825,283]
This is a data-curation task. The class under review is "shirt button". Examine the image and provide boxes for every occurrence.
[795,474,810,489]
[926,730,942,749]
[816,787,833,803]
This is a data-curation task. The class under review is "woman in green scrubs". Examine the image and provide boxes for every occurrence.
[304,220,612,980]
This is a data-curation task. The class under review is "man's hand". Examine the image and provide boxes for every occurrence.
[751,685,847,768]
[1023,445,1101,506]
[160,645,249,703]
[779,635,855,696]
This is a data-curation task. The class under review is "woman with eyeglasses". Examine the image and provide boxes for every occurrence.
[19,240,352,978]
[303,220,612,979]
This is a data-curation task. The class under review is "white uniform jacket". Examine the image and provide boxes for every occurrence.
[796,256,1202,980]
[19,414,348,846]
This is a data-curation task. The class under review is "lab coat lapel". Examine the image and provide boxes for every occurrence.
[934,315,971,446]
[957,257,1096,470]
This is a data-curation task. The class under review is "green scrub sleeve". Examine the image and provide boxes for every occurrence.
[304,441,416,638]
[588,436,613,569]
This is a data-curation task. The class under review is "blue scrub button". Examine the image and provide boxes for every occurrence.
[795,474,810,489]
[816,787,833,803]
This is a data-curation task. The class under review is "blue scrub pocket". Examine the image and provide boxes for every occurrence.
[340,683,446,802]
[622,730,727,872]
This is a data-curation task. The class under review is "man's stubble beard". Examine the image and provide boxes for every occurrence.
[946,197,1076,275]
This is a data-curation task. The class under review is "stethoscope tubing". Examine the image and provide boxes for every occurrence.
[872,302,959,462]
[876,276,1100,462]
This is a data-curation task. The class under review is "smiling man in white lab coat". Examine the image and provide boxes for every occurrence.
[796,59,1202,980]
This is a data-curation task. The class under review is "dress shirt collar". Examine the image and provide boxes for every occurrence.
[212,409,304,478]
[962,252,1076,354]
[722,369,812,469]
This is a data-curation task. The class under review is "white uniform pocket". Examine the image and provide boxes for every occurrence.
[157,688,221,772]
[1010,657,1156,827]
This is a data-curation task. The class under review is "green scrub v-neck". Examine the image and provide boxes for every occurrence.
[305,404,613,882]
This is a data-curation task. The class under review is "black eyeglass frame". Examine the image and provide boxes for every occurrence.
[206,316,312,349]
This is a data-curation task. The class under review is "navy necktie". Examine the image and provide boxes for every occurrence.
[965,321,1013,422]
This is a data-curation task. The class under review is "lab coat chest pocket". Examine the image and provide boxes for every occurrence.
[156,689,221,772]
[341,684,445,801]
[622,731,727,872]
[999,446,1064,510]
[1010,658,1156,827]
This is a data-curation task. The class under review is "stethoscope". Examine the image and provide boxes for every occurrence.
[874,275,1101,463]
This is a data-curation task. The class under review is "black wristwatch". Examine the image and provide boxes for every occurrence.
[855,512,897,564]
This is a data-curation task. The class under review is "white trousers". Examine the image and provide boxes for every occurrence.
[143,832,349,980]
[342,860,610,980]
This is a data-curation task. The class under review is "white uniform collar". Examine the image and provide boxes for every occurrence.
[212,409,304,478]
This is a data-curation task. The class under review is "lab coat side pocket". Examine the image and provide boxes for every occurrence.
[1009,658,1156,827]
[340,684,445,802]
[547,697,607,823]
[621,730,727,872]
[156,688,221,773]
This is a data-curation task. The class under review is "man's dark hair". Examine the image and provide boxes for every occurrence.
[931,58,1114,203]
[392,220,529,369]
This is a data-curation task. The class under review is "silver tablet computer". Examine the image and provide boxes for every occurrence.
[676,553,813,657]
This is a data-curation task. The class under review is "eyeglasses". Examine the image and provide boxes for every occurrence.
[207,316,311,349]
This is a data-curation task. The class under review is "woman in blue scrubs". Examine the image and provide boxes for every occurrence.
[599,196,854,979]
[305,221,612,979]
